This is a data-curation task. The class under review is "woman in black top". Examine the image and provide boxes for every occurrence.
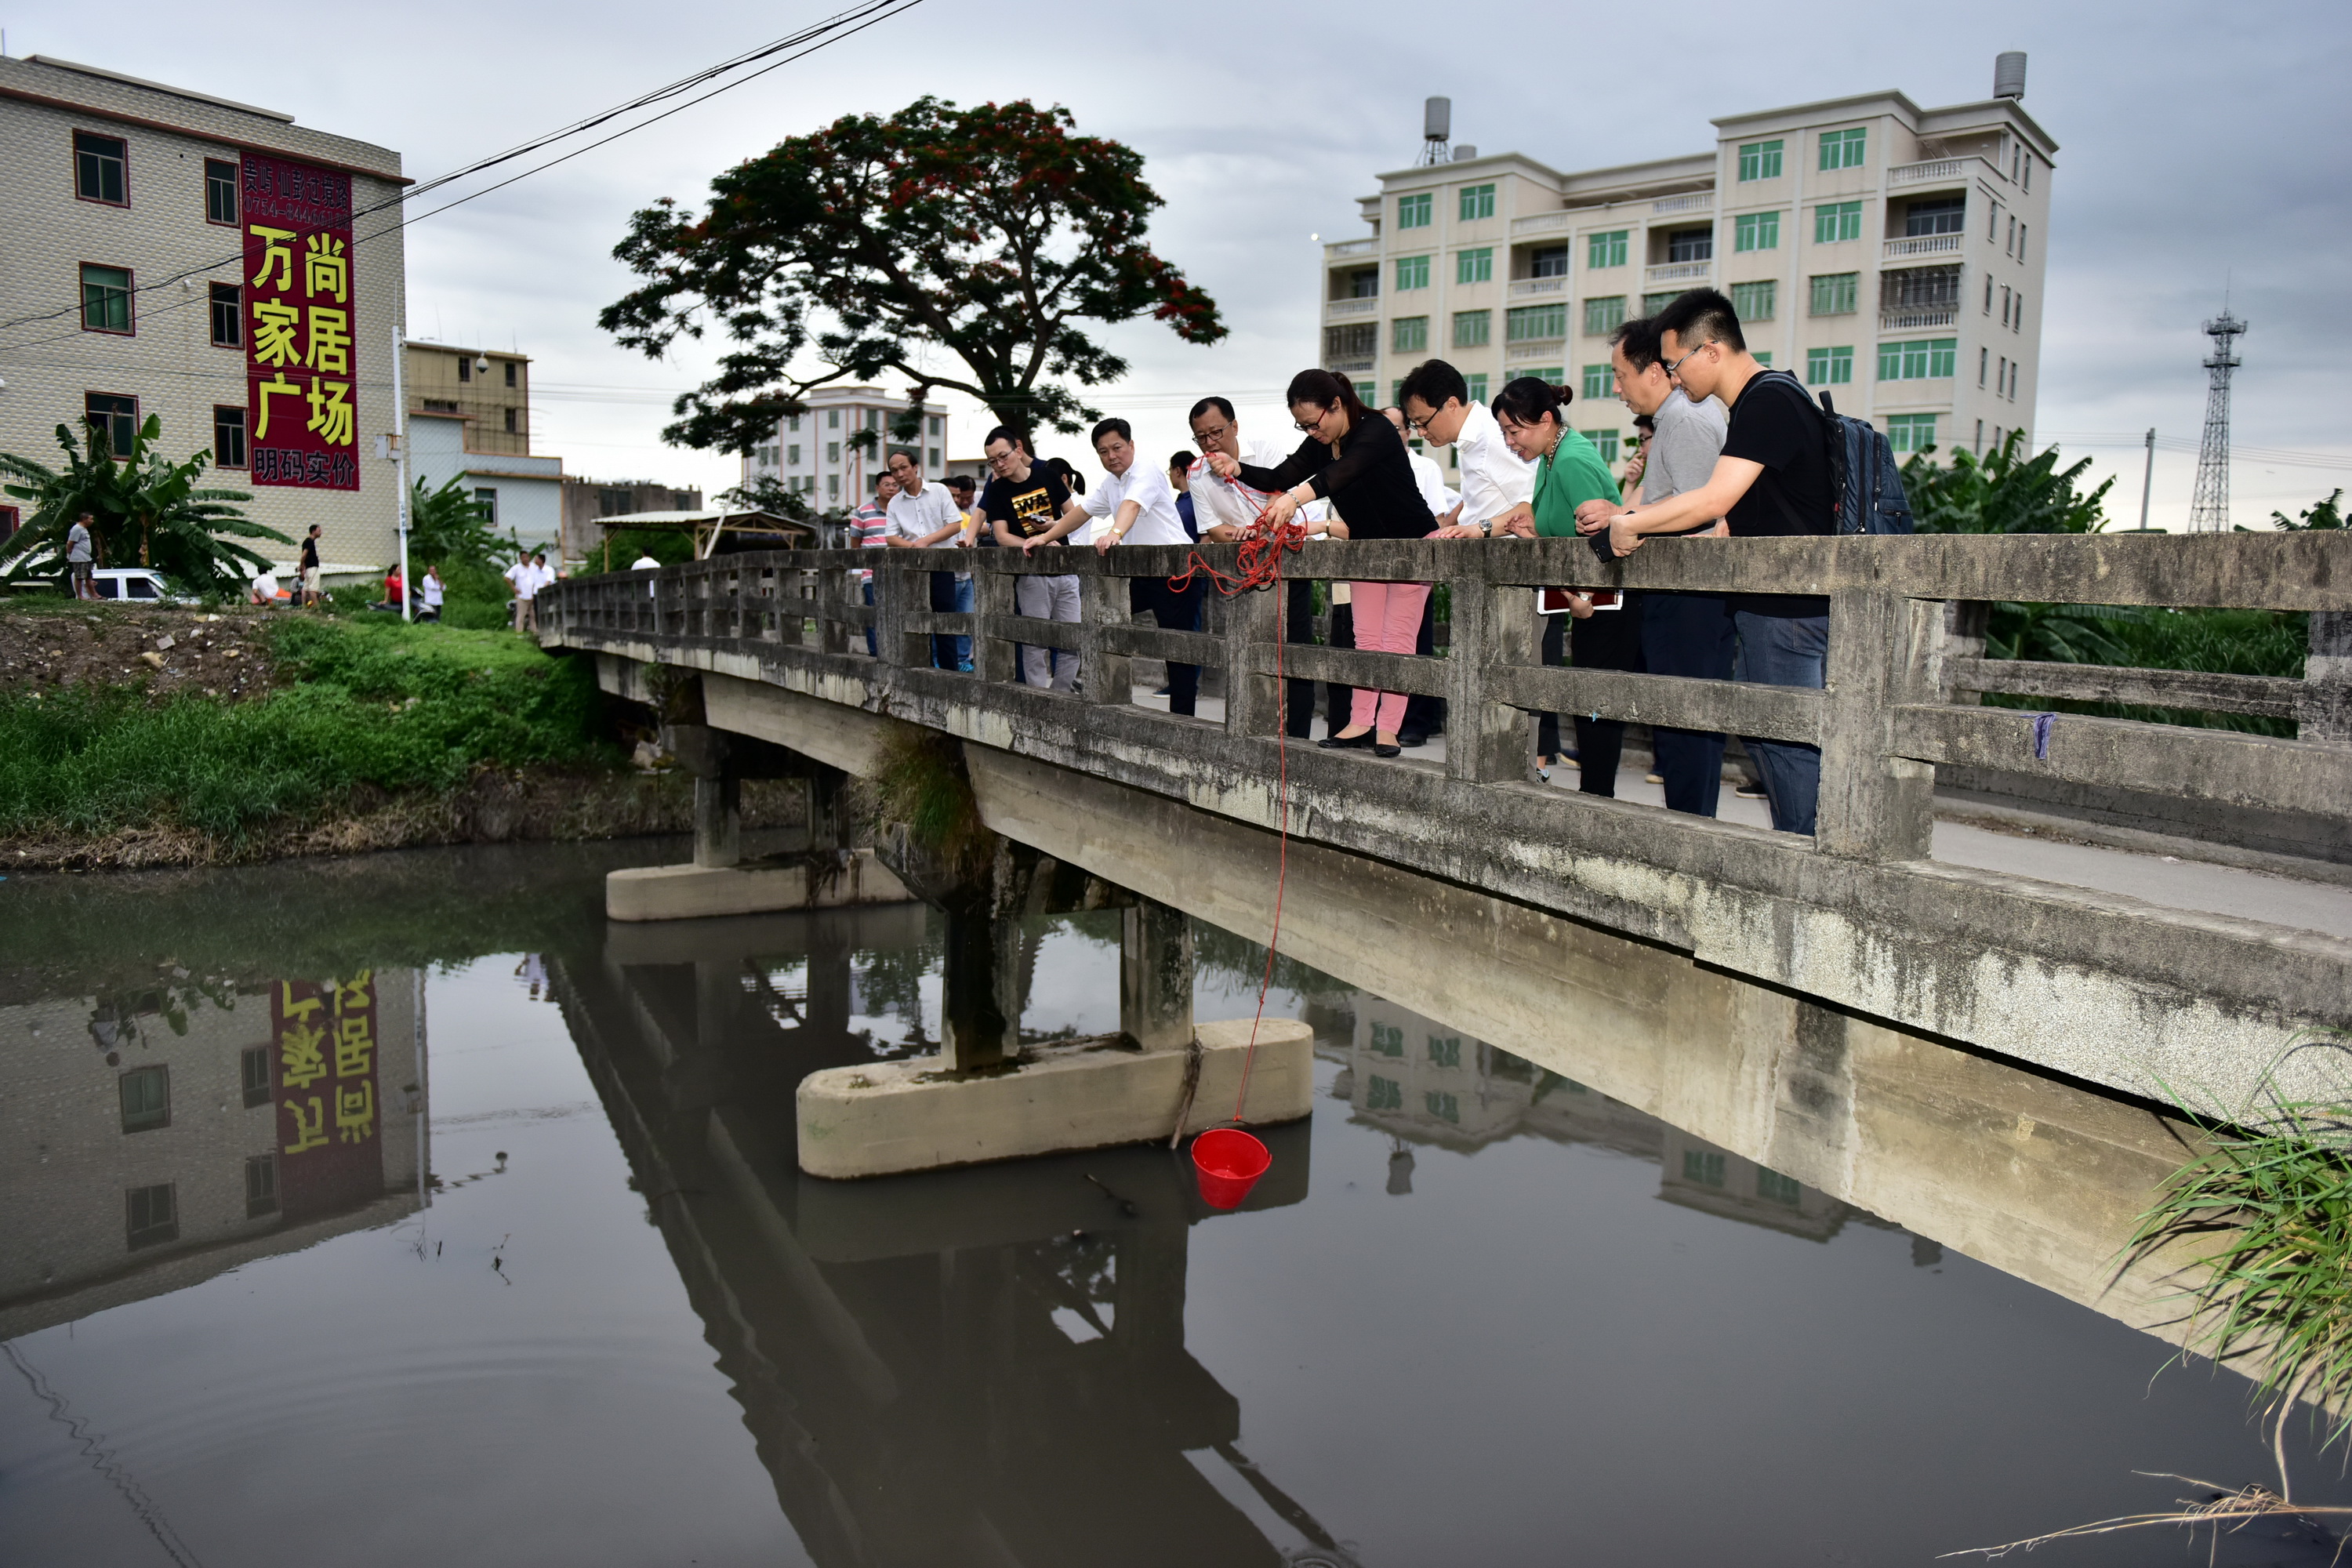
[1207,369,1436,756]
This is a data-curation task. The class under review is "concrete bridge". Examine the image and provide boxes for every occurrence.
[541,532,2351,1129]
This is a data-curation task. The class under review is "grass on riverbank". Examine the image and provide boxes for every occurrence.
[0,615,615,840]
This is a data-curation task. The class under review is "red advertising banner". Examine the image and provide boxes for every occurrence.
[272,971,380,1220]
[243,154,358,490]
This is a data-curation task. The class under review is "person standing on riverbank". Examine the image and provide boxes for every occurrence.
[418,565,445,622]
[299,525,322,609]
[66,512,96,600]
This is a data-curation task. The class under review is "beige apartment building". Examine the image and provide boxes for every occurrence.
[0,54,406,566]
[1322,58,2053,477]
[742,383,949,514]
[404,340,566,550]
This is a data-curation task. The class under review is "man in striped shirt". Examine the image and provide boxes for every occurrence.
[851,470,898,655]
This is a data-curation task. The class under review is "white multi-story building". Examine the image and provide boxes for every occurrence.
[0,54,406,565]
[741,384,948,514]
[1322,56,2053,477]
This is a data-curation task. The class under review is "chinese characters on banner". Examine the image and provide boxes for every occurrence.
[243,154,358,491]
[272,971,379,1219]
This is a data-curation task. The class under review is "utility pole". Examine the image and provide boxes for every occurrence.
[2136,428,2155,531]
[391,321,412,620]
[2187,310,2245,532]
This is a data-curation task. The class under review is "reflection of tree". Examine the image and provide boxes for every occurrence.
[855,935,943,1036]
[1189,920,1342,1000]
[87,975,241,1054]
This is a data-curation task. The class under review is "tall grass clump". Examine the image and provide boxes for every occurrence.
[858,724,993,880]
[0,618,614,840]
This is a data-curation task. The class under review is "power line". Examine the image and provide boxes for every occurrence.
[0,0,921,346]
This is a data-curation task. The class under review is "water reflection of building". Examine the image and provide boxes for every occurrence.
[551,910,1355,1567]
[1327,996,1851,1240]
[0,970,425,1341]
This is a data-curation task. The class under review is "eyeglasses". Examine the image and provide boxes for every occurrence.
[1293,413,1327,434]
[1192,423,1231,446]
[985,450,1018,466]
[1663,341,1713,378]
[1403,409,1437,434]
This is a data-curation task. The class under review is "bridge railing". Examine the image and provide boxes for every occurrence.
[543,533,2350,867]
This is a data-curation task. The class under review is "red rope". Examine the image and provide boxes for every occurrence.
[1163,511,1310,1127]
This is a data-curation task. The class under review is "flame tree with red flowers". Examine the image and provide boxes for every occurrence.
[600,97,1225,457]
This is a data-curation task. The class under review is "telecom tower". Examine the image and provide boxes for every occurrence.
[2187,309,2247,532]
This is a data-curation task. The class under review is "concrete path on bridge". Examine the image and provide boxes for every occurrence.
[1128,685,2352,941]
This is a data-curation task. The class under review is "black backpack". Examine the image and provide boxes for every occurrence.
[1752,371,1915,535]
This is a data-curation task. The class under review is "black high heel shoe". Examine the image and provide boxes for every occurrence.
[1317,729,1375,750]
[1373,742,1402,757]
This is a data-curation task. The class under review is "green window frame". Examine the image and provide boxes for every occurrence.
[119,1065,169,1132]
[80,263,132,333]
[1370,1022,1405,1056]
[1580,364,1613,401]
[1392,315,1428,354]
[1737,139,1784,182]
[1813,201,1863,244]
[1757,1167,1803,1207]
[1886,413,1938,454]
[1506,303,1566,342]
[1452,309,1490,348]
[1428,1033,1461,1066]
[1354,381,1377,405]
[1808,272,1858,316]
[1458,183,1495,221]
[1682,1149,1727,1187]
[1585,430,1620,466]
[1878,338,1958,381]
[1398,192,1432,229]
[1580,295,1625,336]
[1753,351,1773,368]
[1465,372,1489,405]
[1515,367,1563,387]
[1806,346,1854,386]
[1367,1074,1403,1111]
[1396,253,1430,291]
[1456,247,1494,285]
[1586,230,1628,270]
[1819,127,1867,171]
[1640,291,1681,314]
[1733,211,1780,252]
[1730,280,1777,322]
[1424,1090,1461,1123]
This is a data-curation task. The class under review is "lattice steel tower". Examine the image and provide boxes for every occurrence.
[2188,309,2247,532]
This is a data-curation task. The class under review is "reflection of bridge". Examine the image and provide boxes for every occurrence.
[546,534,2351,1111]
[548,909,1355,1567]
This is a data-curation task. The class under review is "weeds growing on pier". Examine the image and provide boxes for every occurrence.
[858,724,993,880]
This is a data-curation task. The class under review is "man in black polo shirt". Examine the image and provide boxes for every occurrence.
[979,425,1080,691]
[1575,288,1833,835]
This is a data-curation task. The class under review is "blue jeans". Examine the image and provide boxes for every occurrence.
[931,572,974,670]
[1733,610,1828,835]
[1642,593,1736,817]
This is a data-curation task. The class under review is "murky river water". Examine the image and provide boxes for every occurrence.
[0,842,2336,1566]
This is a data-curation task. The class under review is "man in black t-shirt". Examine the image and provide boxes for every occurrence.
[1575,289,1833,836]
[979,426,1080,691]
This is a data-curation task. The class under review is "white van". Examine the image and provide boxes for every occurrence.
[89,568,196,604]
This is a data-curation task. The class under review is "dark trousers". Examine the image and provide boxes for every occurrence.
[1400,593,1445,739]
[1640,592,1737,816]
[1279,579,1350,738]
[862,579,877,657]
[929,572,974,670]
[1735,610,1828,834]
[1130,575,1203,717]
[1538,596,1645,796]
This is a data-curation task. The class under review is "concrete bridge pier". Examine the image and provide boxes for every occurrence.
[801,843,1309,1180]
[606,710,913,921]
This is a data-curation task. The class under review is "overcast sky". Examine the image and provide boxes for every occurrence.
[11,0,2344,526]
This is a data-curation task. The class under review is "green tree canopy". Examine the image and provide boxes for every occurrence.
[0,415,290,588]
[2264,490,2344,532]
[1903,430,2114,535]
[405,475,502,569]
[600,96,1225,451]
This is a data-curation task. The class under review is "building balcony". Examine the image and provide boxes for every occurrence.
[1324,238,1377,258]
[1324,297,1379,319]
[1651,193,1711,215]
[1881,306,1960,331]
[1645,261,1712,286]
[1325,355,1376,375]
[1887,156,2000,191]
[1508,277,1567,299]
[1505,339,1565,361]
[1883,234,1965,260]
[1510,211,1573,238]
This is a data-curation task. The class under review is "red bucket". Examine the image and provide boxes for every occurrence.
[1191,1128,1271,1210]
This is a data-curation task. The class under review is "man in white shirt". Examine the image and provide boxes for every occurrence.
[1084,419,1200,714]
[882,448,971,670]
[1399,359,1533,538]
[503,553,532,633]
[1378,407,1461,520]
[419,564,446,622]
[1185,396,1338,738]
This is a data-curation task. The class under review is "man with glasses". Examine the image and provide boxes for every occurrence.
[882,448,972,671]
[1399,360,1527,539]
[1185,396,1334,738]
[1576,288,1835,836]
[980,426,1081,691]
